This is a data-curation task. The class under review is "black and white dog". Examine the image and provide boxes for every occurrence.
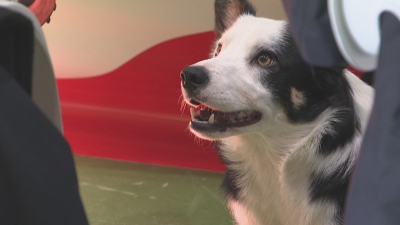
[180,0,373,224]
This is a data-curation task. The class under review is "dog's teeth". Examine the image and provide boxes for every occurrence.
[237,111,246,118]
[208,114,215,124]
[190,107,197,118]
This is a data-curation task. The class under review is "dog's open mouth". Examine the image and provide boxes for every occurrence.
[189,103,262,132]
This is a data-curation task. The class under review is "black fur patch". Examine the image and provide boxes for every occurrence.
[214,0,256,38]
[262,24,360,155]
[215,141,242,200]
[258,24,360,222]
[312,67,361,155]
[221,169,242,200]
[310,160,353,223]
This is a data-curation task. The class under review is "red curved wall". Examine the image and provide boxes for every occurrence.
[57,31,226,172]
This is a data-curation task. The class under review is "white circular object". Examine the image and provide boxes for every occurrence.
[329,0,400,71]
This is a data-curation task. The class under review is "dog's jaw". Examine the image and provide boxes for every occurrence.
[186,101,262,136]
[187,99,263,140]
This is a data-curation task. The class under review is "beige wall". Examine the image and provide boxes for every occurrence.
[43,0,287,78]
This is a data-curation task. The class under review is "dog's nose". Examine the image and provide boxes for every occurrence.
[180,66,209,91]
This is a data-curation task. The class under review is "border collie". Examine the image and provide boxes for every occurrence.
[180,0,374,224]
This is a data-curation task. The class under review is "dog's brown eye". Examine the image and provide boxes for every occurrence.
[257,55,272,67]
[214,43,222,57]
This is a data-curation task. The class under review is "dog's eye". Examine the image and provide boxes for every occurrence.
[214,43,222,57]
[257,55,272,67]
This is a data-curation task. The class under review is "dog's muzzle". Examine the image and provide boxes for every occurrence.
[180,66,209,93]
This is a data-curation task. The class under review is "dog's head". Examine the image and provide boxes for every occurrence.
[180,0,347,140]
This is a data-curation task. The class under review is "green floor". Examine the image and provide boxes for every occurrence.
[74,156,232,225]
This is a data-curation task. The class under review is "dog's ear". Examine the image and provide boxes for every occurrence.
[214,0,256,38]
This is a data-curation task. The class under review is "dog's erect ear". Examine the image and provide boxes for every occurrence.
[214,0,256,38]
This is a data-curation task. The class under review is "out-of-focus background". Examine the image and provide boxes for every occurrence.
[43,1,287,224]
[45,0,286,78]
[49,0,287,172]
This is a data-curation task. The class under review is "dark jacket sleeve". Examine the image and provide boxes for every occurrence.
[0,65,89,225]
[281,0,347,68]
[0,7,88,225]
[344,12,400,225]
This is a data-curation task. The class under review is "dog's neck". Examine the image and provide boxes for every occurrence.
[218,109,341,225]
[220,108,335,163]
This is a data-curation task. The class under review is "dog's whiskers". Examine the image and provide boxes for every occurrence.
[189,132,214,150]
[178,95,188,116]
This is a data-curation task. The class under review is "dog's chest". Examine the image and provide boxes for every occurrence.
[220,136,328,225]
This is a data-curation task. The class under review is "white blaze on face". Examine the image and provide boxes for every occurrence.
[191,15,286,117]
[181,16,291,140]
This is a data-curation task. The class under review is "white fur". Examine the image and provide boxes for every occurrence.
[181,15,374,225]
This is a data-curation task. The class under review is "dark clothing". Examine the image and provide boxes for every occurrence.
[345,12,400,225]
[0,7,88,225]
[281,0,348,68]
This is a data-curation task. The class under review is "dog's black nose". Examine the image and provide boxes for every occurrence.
[180,66,209,91]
